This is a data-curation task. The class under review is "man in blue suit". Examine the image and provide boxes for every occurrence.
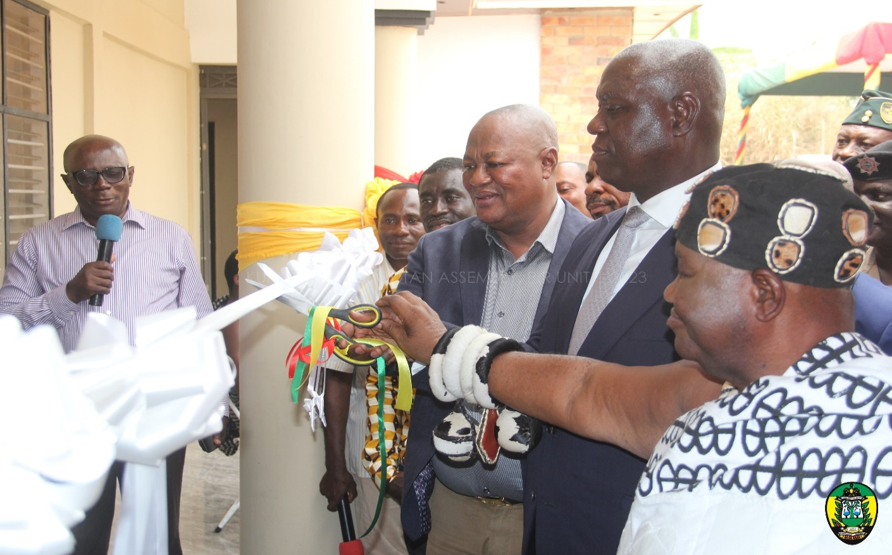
[483,39,723,555]
[397,104,591,554]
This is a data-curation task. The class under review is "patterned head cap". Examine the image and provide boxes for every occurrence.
[676,161,873,288]
[843,139,892,182]
[841,89,892,132]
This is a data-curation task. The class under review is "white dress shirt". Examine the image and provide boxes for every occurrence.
[581,163,722,306]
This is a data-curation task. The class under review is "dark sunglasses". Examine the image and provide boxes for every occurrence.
[66,166,129,187]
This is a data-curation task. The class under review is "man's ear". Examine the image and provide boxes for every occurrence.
[670,92,700,137]
[540,146,559,179]
[128,166,135,187]
[751,268,785,323]
[61,174,73,193]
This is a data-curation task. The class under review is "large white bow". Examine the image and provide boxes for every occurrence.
[0,267,320,555]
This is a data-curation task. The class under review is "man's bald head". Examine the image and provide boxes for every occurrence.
[616,40,725,102]
[60,134,134,226]
[463,104,560,247]
[478,104,559,154]
[588,39,725,201]
[617,39,725,149]
[63,135,128,173]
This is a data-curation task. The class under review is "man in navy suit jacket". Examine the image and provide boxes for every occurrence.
[397,105,591,554]
[515,39,727,554]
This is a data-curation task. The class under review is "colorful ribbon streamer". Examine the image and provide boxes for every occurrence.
[286,305,413,537]
[288,306,413,411]
[286,320,341,379]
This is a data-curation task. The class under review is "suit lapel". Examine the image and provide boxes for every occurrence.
[460,221,490,327]
[576,228,677,357]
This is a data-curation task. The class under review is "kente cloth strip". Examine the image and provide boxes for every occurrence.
[362,268,413,482]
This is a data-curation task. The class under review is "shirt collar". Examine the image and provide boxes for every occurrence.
[786,332,883,378]
[62,202,146,232]
[485,197,566,256]
[626,162,723,229]
[720,332,882,399]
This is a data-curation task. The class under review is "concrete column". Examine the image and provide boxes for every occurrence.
[238,1,374,552]
[375,26,417,176]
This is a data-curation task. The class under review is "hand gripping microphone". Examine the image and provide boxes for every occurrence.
[89,214,123,307]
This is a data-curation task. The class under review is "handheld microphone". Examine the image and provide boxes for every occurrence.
[89,214,123,307]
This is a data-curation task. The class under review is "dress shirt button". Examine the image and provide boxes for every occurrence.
[506,268,514,275]
[530,490,536,502]
[497,311,505,318]
[547,425,555,435]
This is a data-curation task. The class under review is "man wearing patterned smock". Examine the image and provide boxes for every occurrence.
[373,161,892,553]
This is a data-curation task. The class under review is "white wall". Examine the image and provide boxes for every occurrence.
[184,0,237,64]
[413,14,541,171]
[182,7,542,174]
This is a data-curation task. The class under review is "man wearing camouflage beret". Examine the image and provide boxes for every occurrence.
[373,161,892,553]
[833,89,892,162]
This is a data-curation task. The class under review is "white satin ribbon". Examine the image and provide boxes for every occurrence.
[1,263,324,554]
[0,316,116,555]
[243,229,383,425]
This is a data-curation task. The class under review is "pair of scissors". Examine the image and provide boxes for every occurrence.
[323,304,383,365]
[244,264,384,365]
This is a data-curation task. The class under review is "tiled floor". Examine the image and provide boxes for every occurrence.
[110,443,241,554]
[180,443,241,554]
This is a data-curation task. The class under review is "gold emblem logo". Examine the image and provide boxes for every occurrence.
[826,482,878,545]
[881,102,892,124]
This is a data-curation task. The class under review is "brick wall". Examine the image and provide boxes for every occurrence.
[540,9,632,163]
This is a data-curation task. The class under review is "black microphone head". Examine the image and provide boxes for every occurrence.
[95,214,123,241]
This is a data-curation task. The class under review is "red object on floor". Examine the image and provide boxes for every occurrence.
[339,540,364,555]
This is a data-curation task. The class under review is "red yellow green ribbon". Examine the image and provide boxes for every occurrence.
[287,305,414,536]
[290,306,333,402]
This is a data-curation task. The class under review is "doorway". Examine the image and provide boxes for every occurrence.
[199,65,237,300]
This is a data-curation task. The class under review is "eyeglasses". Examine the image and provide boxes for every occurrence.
[67,166,129,187]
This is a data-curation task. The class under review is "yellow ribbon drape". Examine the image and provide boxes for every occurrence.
[237,202,362,268]
[236,178,403,269]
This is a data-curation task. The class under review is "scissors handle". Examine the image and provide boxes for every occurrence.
[329,304,381,328]
[325,324,381,366]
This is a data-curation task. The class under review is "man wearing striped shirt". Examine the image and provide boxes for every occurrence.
[0,134,213,555]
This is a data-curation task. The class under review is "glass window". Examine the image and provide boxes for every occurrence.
[1,0,51,265]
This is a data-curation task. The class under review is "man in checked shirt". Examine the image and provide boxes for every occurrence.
[0,134,213,555]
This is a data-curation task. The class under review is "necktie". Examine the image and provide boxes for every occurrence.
[568,206,651,355]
